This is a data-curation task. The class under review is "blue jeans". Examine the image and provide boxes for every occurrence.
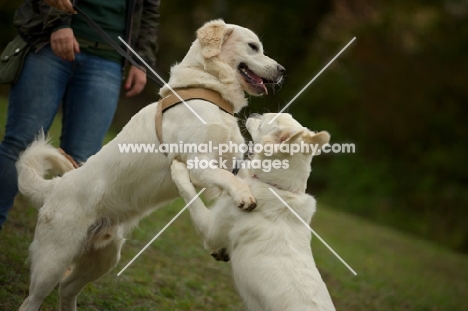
[0,45,122,228]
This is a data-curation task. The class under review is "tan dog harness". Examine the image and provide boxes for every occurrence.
[155,88,234,144]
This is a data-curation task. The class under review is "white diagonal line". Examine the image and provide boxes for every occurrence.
[269,188,357,275]
[118,37,207,125]
[268,37,356,124]
[117,188,206,276]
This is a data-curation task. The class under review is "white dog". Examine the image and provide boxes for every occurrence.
[170,113,336,311]
[16,19,284,311]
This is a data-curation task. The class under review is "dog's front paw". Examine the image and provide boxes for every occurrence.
[231,187,257,211]
[170,160,191,186]
[171,160,199,199]
[211,248,230,262]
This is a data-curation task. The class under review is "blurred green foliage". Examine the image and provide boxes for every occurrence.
[1,0,467,252]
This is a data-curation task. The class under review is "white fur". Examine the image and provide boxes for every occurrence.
[16,131,74,208]
[16,19,283,311]
[171,113,335,311]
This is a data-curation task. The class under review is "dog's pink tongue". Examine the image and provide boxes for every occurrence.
[247,68,262,84]
[247,69,268,94]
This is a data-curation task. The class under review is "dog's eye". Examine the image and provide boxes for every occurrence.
[248,43,259,52]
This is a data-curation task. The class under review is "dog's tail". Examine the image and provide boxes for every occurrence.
[16,132,75,208]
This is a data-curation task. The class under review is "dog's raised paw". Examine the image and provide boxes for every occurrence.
[237,197,257,211]
[211,248,230,262]
[232,189,257,211]
[170,160,191,184]
[245,201,257,211]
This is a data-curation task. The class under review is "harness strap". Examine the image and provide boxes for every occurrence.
[155,88,234,144]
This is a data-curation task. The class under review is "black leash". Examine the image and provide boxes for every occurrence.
[73,5,163,87]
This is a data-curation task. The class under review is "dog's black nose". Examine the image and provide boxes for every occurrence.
[277,64,286,74]
[249,113,262,118]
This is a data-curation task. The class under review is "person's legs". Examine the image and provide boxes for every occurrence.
[0,46,72,228]
[60,52,122,163]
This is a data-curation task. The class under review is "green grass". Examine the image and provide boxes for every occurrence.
[1,97,468,310]
[2,199,468,310]
[0,198,244,311]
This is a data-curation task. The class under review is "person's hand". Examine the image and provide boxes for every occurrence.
[125,65,147,97]
[50,28,80,61]
[44,0,76,13]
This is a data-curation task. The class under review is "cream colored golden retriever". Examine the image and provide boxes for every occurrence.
[16,19,284,311]
[171,113,335,311]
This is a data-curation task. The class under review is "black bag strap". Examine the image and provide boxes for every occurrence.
[73,5,163,87]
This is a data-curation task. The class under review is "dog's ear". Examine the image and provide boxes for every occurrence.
[197,19,234,58]
[304,131,331,149]
[280,129,305,144]
[263,127,304,145]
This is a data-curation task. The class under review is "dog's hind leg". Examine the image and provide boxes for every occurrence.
[58,237,124,311]
[20,211,91,311]
[19,238,81,311]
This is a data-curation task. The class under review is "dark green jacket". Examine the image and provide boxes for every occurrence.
[13,0,160,67]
